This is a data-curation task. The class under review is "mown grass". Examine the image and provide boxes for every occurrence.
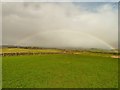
[3,54,118,88]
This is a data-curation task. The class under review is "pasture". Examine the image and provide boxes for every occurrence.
[2,54,118,88]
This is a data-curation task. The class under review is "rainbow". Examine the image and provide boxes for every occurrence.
[15,30,115,49]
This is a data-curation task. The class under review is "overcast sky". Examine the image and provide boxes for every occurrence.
[2,2,118,49]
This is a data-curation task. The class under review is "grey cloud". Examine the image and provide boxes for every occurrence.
[2,2,118,49]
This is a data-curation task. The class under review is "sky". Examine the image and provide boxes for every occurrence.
[2,2,118,49]
[1,0,119,2]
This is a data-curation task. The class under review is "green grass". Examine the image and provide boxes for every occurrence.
[3,54,118,88]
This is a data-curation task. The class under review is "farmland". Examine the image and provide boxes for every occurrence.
[1,47,119,88]
[1,46,118,57]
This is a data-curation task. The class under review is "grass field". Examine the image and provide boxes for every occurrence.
[3,54,118,88]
